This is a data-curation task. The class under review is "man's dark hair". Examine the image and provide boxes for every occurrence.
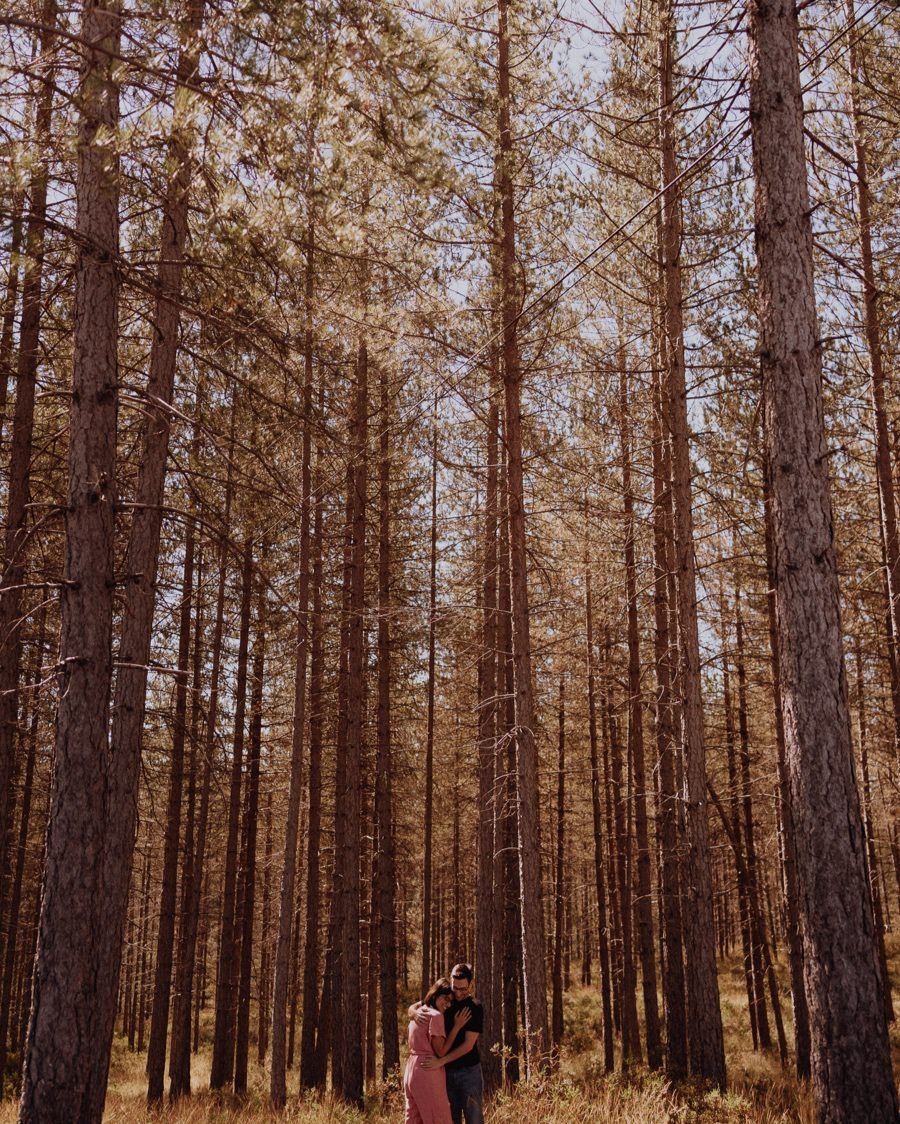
[450,962,473,981]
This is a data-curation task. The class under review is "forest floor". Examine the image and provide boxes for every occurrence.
[2,939,898,1122]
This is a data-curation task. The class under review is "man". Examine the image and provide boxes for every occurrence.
[416,963,484,1124]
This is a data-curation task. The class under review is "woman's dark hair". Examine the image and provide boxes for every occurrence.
[423,977,453,1008]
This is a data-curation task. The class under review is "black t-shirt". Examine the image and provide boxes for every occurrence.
[443,997,483,1069]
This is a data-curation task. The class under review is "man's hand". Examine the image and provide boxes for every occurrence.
[420,1055,443,1070]
[412,1002,430,1027]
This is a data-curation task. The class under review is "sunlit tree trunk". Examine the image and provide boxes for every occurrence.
[747,1,897,1117]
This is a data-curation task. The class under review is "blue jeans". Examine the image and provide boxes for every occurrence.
[446,1064,484,1124]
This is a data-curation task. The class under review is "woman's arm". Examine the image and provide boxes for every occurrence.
[431,1008,471,1058]
[422,1028,479,1070]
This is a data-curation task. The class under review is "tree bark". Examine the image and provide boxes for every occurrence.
[19,6,121,1115]
[747,1,898,1117]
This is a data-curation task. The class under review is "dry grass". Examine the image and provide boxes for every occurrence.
[1,939,896,1122]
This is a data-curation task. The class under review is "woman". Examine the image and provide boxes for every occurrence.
[404,977,471,1124]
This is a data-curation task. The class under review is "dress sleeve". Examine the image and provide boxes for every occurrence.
[429,1010,446,1039]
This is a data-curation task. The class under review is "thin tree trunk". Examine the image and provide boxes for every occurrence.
[210,533,254,1088]
[234,576,266,1094]
[747,1,897,1116]
[735,588,774,1049]
[585,570,614,1072]
[606,677,641,1065]
[334,339,367,1105]
[271,219,315,1109]
[650,335,687,1079]
[375,358,399,1079]
[496,0,549,1071]
[620,368,662,1069]
[477,375,501,1093]
[299,425,326,1089]
[421,409,438,996]
[170,412,236,1099]
[657,0,725,1085]
[853,641,894,1024]
[146,520,196,1104]
[551,676,566,1057]
[19,3,121,1117]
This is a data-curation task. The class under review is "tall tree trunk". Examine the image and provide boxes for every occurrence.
[334,339,367,1105]
[496,0,549,1071]
[210,533,254,1088]
[585,569,614,1072]
[747,1,897,1117]
[234,576,266,1094]
[657,0,725,1085]
[170,411,236,1099]
[551,676,566,1057]
[735,588,776,1049]
[606,676,641,1065]
[375,359,399,1078]
[421,409,438,995]
[477,375,501,1092]
[650,337,687,1079]
[299,425,326,1089]
[271,218,315,1108]
[146,520,196,1104]
[620,367,662,1069]
[19,4,121,1116]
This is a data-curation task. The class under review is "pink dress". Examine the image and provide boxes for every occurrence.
[404,1007,452,1124]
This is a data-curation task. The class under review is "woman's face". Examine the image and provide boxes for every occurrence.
[435,993,452,1013]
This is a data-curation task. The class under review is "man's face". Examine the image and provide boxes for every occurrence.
[451,973,471,1002]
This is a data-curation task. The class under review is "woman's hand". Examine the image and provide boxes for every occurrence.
[452,1008,472,1032]
[420,1056,443,1071]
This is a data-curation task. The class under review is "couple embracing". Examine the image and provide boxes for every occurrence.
[404,962,485,1124]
